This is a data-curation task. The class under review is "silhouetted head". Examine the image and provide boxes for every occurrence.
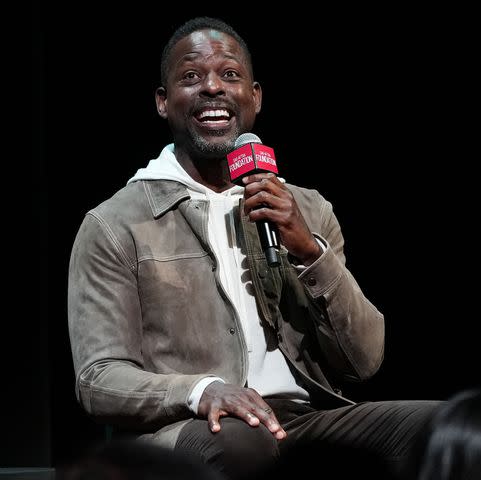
[406,388,481,480]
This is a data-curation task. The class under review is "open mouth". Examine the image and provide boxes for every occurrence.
[194,107,234,127]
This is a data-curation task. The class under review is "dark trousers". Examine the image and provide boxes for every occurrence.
[175,398,440,479]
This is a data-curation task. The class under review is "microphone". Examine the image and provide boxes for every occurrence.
[227,133,281,267]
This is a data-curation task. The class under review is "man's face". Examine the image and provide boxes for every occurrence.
[157,30,261,157]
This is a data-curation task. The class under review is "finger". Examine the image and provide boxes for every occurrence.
[253,405,287,440]
[243,179,287,217]
[244,177,283,199]
[242,172,277,185]
[245,201,283,222]
[207,409,222,433]
[244,189,280,210]
[243,190,288,220]
[237,408,261,427]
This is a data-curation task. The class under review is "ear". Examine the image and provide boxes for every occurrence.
[155,87,168,119]
[253,82,262,114]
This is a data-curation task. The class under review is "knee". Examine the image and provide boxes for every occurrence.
[217,417,279,458]
[211,418,279,478]
[176,417,279,479]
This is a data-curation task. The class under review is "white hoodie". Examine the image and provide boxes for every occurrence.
[128,145,310,412]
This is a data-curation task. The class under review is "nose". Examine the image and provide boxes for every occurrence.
[200,71,225,97]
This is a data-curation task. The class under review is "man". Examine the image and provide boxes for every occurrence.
[68,16,438,479]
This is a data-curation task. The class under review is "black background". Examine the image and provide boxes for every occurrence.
[18,2,478,470]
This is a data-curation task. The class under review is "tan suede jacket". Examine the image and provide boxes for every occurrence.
[68,179,384,447]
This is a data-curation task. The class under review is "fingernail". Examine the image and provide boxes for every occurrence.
[268,422,280,432]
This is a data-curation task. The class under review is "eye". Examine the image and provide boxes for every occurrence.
[224,70,240,79]
[183,71,199,80]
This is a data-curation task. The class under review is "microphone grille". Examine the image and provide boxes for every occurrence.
[234,132,262,148]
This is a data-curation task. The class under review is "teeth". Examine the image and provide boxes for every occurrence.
[198,109,230,119]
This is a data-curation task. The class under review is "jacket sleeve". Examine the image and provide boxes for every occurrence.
[297,193,385,382]
[68,212,211,430]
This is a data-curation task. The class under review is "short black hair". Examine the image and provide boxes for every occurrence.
[160,17,252,86]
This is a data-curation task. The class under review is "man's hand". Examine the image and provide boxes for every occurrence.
[242,173,321,266]
[197,381,287,440]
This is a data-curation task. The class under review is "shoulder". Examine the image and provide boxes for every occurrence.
[89,182,146,221]
[73,182,150,249]
[285,182,333,217]
[72,182,151,266]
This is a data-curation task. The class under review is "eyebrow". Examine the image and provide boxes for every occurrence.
[179,52,242,63]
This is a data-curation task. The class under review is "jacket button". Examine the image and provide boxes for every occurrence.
[277,332,283,343]
[307,276,317,286]
[229,327,236,335]
[258,269,268,279]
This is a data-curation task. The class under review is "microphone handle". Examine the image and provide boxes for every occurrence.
[256,220,281,267]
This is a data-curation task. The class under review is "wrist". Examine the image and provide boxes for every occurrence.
[301,240,322,266]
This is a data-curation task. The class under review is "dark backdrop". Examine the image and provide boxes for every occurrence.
[20,2,478,471]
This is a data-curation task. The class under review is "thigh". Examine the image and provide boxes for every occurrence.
[282,400,441,459]
[175,417,279,480]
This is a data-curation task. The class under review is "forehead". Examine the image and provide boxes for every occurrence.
[169,30,248,67]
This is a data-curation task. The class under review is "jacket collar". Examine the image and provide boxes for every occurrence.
[142,180,191,218]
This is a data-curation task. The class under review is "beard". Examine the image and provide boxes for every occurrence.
[186,124,242,159]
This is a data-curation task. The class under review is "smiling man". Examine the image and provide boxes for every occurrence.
[68,16,440,480]
[155,27,260,168]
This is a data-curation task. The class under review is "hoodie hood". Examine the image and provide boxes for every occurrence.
[127,144,244,196]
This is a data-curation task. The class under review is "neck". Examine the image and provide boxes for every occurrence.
[174,147,234,193]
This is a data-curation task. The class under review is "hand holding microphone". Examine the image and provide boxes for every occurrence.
[227,133,281,267]
[227,133,322,268]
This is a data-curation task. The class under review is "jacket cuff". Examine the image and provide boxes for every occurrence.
[298,242,343,297]
[165,374,220,413]
[187,377,225,414]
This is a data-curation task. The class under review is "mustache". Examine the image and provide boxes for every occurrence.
[191,100,238,116]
